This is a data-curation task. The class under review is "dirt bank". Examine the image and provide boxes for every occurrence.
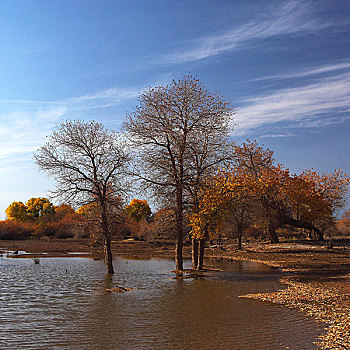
[0,238,190,258]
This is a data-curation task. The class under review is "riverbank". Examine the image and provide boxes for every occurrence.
[0,238,190,258]
[1,238,349,349]
[207,240,350,350]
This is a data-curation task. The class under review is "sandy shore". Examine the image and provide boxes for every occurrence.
[207,240,350,350]
[1,238,349,349]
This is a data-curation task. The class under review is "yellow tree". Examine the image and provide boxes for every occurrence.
[26,197,56,221]
[125,199,151,222]
[5,201,28,222]
[190,168,252,268]
[191,140,349,254]
[231,140,293,242]
[293,169,350,238]
[230,140,349,242]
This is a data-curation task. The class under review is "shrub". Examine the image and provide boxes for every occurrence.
[0,220,35,240]
[34,222,58,238]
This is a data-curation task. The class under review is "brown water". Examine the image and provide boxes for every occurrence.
[0,255,324,349]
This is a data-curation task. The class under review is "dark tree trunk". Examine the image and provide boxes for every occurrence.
[197,238,206,270]
[237,234,242,250]
[175,237,183,275]
[192,237,199,268]
[101,201,114,274]
[104,235,114,274]
[268,221,279,243]
[175,188,184,275]
[281,215,324,241]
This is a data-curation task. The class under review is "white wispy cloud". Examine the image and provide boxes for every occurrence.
[234,71,350,133]
[251,61,350,81]
[163,1,331,64]
[0,86,141,111]
[69,87,140,104]
[0,86,142,159]
[260,132,295,138]
[0,108,67,158]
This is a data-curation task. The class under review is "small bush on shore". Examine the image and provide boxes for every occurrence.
[0,217,80,240]
[0,220,35,240]
[34,222,58,238]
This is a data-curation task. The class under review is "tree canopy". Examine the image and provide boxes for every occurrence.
[5,201,28,222]
[190,140,349,245]
[124,75,234,273]
[6,197,60,222]
[126,199,151,222]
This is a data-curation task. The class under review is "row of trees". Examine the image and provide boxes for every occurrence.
[3,197,154,241]
[3,198,78,239]
[30,75,348,275]
[6,198,74,222]
[190,140,349,268]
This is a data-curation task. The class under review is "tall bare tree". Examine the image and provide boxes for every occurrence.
[34,120,129,274]
[123,75,233,274]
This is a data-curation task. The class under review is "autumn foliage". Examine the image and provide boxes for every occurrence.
[2,198,79,240]
[125,199,151,222]
[190,140,349,245]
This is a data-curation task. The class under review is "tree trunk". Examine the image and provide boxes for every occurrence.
[281,215,324,241]
[268,221,279,243]
[197,238,206,270]
[175,187,184,275]
[314,229,324,241]
[104,234,114,274]
[175,237,183,275]
[100,201,114,274]
[237,234,242,250]
[192,237,199,268]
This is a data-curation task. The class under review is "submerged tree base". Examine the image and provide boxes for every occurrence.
[105,286,134,293]
[170,267,222,279]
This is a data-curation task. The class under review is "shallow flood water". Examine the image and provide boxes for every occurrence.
[0,255,323,349]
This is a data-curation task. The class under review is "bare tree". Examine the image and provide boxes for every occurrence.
[123,75,233,274]
[34,120,129,274]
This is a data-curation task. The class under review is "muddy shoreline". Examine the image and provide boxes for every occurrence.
[1,238,349,349]
[206,240,350,350]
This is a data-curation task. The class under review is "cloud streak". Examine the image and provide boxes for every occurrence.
[0,86,142,159]
[163,1,331,64]
[0,108,67,158]
[251,61,350,81]
[234,70,350,133]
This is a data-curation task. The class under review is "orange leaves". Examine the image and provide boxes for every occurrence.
[299,169,349,213]
[190,139,349,241]
[76,202,99,217]
[190,169,252,239]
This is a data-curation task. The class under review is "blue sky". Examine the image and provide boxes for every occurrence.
[1,0,350,218]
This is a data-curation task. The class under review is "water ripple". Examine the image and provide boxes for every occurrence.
[0,256,323,349]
